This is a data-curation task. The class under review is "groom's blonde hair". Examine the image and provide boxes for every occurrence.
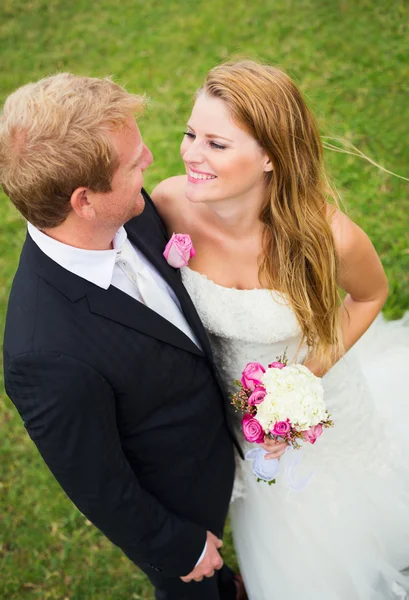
[0,73,145,228]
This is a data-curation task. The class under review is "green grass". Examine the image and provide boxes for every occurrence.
[0,0,408,598]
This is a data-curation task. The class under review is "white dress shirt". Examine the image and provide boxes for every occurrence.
[27,223,206,567]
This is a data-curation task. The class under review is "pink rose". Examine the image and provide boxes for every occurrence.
[271,420,291,436]
[242,414,265,444]
[303,424,323,444]
[268,361,286,369]
[241,362,266,391]
[248,387,267,406]
[163,233,196,268]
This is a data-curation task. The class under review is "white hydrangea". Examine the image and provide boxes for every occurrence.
[256,364,327,432]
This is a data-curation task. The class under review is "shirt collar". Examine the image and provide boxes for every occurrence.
[27,223,127,290]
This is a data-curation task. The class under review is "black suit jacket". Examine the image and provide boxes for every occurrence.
[3,190,240,579]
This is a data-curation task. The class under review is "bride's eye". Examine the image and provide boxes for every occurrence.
[210,141,227,150]
[183,131,195,139]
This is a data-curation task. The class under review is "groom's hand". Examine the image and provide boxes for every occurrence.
[180,531,223,583]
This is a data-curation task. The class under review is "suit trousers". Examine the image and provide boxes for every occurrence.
[154,564,237,600]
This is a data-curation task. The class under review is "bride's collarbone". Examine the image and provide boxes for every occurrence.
[188,258,263,291]
[187,231,265,289]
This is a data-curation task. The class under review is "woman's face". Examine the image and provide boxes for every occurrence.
[180,93,271,204]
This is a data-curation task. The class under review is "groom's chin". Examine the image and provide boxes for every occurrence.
[132,192,146,217]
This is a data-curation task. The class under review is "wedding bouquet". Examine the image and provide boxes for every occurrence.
[231,354,333,484]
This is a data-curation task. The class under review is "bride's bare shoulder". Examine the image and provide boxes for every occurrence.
[151,175,188,223]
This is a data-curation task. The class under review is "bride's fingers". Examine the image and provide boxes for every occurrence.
[262,442,287,459]
[265,452,283,460]
[261,441,287,452]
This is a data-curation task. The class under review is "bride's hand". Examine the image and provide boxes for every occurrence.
[260,439,287,460]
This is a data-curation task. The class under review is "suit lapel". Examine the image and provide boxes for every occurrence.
[125,220,180,293]
[86,286,203,356]
[24,189,216,362]
[125,196,216,361]
[24,233,203,357]
[124,218,243,450]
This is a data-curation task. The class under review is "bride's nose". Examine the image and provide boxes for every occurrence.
[182,141,204,164]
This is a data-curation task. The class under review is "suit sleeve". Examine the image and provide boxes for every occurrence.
[4,351,206,577]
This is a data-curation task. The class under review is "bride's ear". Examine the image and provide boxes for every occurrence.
[263,158,273,173]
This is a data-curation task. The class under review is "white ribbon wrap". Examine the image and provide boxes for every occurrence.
[245,446,315,492]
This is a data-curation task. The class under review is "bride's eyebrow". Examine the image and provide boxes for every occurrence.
[206,133,234,143]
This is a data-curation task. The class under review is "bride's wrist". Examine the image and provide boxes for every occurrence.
[303,344,343,377]
[302,356,327,378]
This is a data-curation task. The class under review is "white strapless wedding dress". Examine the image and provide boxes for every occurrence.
[181,266,409,600]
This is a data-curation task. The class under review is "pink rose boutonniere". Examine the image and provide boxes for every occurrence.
[163,233,196,268]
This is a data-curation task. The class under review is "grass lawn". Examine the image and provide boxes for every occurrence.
[0,1,408,598]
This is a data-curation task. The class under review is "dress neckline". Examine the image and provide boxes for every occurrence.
[182,266,282,296]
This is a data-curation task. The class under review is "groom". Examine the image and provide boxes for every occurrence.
[1,74,245,600]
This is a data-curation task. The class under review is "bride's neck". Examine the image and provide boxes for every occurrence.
[205,193,264,238]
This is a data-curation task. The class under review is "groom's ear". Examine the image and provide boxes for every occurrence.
[70,187,96,220]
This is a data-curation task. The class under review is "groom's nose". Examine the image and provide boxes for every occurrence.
[141,144,153,170]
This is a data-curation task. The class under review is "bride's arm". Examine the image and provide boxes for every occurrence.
[304,209,389,377]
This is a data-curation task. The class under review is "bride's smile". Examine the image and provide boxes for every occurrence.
[181,93,272,209]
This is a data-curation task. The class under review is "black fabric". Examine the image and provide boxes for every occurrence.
[3,190,240,596]
[154,565,237,600]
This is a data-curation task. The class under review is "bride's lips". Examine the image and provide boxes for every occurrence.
[187,167,217,184]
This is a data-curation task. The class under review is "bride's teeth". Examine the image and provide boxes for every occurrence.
[189,171,216,180]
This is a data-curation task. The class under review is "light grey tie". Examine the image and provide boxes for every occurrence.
[116,239,200,346]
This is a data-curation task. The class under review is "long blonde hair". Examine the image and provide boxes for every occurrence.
[202,60,341,365]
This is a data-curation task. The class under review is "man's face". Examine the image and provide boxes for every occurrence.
[93,117,153,228]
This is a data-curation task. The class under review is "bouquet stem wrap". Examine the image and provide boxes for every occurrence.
[245,446,315,492]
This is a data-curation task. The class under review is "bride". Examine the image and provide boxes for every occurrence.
[152,60,409,599]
